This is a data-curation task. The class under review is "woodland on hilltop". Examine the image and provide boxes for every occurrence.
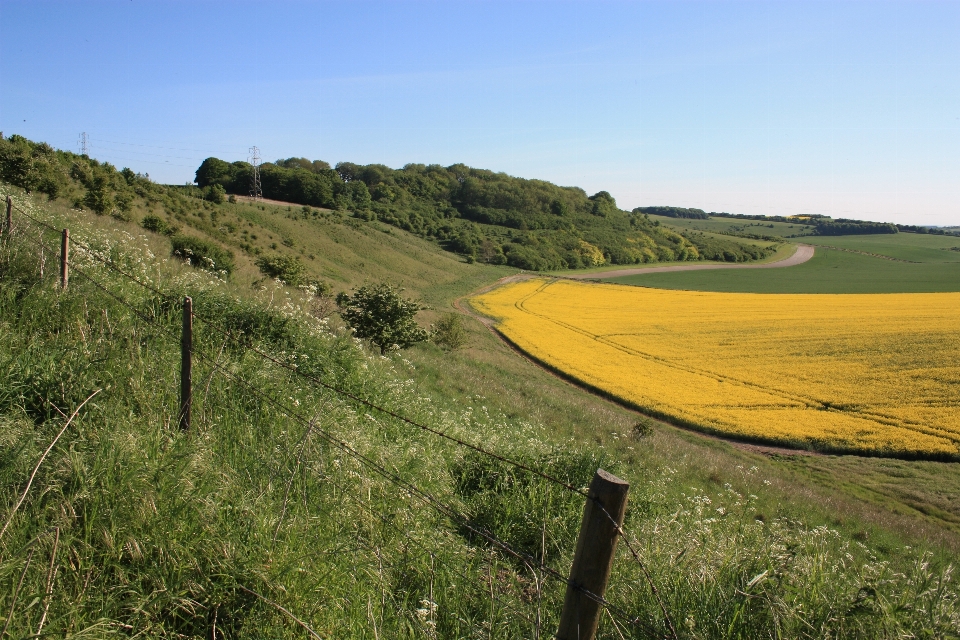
[195,155,776,269]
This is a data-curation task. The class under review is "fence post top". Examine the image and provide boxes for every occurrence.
[592,468,629,490]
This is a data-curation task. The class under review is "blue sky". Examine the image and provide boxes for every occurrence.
[1,1,958,225]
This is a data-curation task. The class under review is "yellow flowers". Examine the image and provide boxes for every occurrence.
[471,278,960,457]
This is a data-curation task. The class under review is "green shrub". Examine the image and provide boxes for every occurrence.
[0,135,67,198]
[170,234,234,275]
[141,214,179,236]
[432,312,468,350]
[204,183,226,204]
[336,283,429,354]
[255,254,306,286]
[633,417,654,438]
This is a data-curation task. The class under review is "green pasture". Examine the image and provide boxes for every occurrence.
[605,246,960,293]
[649,213,815,238]
[800,232,960,263]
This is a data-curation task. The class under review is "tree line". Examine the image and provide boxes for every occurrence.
[195,155,775,269]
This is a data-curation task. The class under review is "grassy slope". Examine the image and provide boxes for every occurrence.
[800,232,960,262]
[35,186,960,545]
[2,185,958,637]
[171,196,515,306]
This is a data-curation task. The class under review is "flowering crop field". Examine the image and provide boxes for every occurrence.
[471,278,960,458]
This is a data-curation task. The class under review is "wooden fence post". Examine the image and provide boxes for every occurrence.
[557,469,630,640]
[179,296,193,431]
[4,196,11,237]
[60,229,69,289]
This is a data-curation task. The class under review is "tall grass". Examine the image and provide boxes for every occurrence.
[0,190,957,638]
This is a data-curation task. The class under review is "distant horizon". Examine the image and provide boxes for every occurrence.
[2,1,957,226]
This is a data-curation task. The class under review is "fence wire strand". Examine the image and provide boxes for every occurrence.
[10,202,667,637]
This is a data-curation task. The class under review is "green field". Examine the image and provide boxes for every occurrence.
[801,232,960,262]
[605,243,960,293]
[646,213,815,238]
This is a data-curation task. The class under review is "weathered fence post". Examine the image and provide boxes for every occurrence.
[179,296,193,431]
[557,469,630,640]
[60,229,69,289]
[4,196,11,237]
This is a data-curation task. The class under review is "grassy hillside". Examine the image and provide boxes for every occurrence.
[2,139,960,636]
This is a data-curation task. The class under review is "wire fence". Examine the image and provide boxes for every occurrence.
[3,198,675,638]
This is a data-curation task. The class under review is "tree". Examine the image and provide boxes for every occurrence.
[335,161,361,183]
[84,173,114,215]
[195,157,236,188]
[588,191,618,217]
[336,284,429,354]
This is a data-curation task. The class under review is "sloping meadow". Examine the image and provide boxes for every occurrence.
[0,192,957,638]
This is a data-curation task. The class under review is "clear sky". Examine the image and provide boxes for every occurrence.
[1,1,958,225]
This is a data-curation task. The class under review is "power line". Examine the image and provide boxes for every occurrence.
[92,144,206,162]
[78,132,88,156]
[93,137,244,155]
[249,146,263,200]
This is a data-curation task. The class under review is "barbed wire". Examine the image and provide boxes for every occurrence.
[5,226,542,632]
[12,202,674,632]
[5,221,657,635]
[11,203,590,498]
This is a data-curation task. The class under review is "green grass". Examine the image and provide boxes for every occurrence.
[605,246,960,293]
[2,185,959,638]
[647,213,815,238]
[800,232,960,263]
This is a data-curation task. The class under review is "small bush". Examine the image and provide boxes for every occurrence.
[633,417,654,438]
[255,254,306,286]
[433,312,468,351]
[171,234,234,275]
[204,183,226,204]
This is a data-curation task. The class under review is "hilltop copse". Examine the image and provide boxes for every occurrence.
[196,155,776,268]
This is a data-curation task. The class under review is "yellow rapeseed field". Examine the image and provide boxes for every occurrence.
[471,278,960,457]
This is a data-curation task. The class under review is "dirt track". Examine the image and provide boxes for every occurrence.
[566,243,814,279]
